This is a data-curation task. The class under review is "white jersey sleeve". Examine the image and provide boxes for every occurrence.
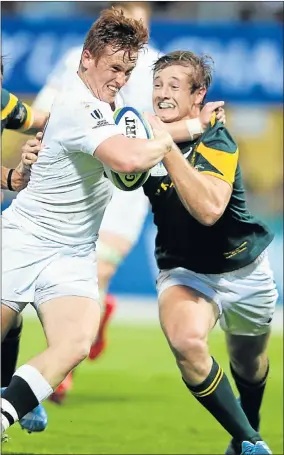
[56,99,122,155]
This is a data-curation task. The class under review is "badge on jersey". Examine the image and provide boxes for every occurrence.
[150,161,168,177]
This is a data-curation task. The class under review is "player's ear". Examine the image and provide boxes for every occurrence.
[81,49,94,70]
[195,87,207,106]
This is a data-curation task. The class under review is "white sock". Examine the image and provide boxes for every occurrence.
[14,364,53,402]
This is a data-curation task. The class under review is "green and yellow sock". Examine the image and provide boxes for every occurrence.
[230,362,269,431]
[183,357,260,443]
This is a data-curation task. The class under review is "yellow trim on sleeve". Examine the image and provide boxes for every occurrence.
[199,171,233,187]
[197,142,238,186]
[21,103,34,130]
[210,111,216,127]
[1,93,18,120]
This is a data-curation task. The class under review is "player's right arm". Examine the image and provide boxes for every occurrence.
[95,133,172,173]
[63,102,173,174]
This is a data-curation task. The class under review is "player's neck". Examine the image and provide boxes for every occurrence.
[78,68,99,100]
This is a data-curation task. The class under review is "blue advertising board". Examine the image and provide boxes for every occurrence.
[2,18,283,103]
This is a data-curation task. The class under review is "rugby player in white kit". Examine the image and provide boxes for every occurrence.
[1,8,174,438]
[32,4,226,401]
[32,3,161,372]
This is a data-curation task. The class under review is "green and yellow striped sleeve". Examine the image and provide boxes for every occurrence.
[1,88,34,131]
[194,121,239,186]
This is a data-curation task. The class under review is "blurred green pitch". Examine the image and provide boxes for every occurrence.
[3,319,283,454]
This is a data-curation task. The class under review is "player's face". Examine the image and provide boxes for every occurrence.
[153,65,205,123]
[81,46,138,104]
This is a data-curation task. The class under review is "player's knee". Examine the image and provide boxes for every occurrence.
[169,331,208,366]
[231,352,266,380]
[72,338,92,364]
[58,335,92,367]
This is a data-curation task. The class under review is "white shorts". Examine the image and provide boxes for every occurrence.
[99,186,148,244]
[156,251,278,336]
[2,216,99,313]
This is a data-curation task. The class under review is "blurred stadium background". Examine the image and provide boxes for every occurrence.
[1,2,283,454]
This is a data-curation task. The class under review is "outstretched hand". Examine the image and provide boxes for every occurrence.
[143,112,173,154]
[199,101,226,130]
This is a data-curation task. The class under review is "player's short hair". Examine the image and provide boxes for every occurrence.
[83,8,148,62]
[110,1,152,15]
[153,51,214,93]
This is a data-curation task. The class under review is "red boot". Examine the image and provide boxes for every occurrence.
[48,371,73,405]
[88,294,116,360]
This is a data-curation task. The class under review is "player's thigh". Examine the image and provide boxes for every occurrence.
[219,252,278,336]
[34,250,101,347]
[38,296,100,349]
[2,214,58,304]
[157,269,220,345]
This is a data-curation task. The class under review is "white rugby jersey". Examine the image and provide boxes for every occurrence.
[33,44,161,113]
[4,73,122,248]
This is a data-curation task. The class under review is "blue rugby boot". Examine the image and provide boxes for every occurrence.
[1,387,48,433]
[225,398,260,455]
[241,441,272,454]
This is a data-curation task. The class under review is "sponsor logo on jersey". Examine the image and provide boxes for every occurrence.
[90,108,114,129]
[151,162,168,177]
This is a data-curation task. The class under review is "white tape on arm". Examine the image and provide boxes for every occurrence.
[185,118,204,140]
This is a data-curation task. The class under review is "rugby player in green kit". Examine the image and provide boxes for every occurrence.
[143,51,278,455]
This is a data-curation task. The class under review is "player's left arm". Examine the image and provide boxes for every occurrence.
[162,101,226,142]
[2,89,48,132]
[151,118,238,226]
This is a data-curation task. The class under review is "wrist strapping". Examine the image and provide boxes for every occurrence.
[7,169,15,191]
[185,118,204,140]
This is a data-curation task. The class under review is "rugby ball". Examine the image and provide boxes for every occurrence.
[103,107,153,191]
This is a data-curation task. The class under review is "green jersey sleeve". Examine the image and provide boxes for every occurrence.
[1,88,33,131]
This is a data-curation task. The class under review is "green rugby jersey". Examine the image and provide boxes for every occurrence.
[1,88,33,134]
[143,119,274,274]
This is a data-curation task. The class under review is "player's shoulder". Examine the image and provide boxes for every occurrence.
[63,46,82,69]
[53,90,114,131]
[201,116,238,154]
[47,45,82,84]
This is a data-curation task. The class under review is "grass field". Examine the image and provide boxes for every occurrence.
[3,318,283,454]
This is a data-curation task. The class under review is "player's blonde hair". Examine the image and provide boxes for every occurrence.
[83,8,148,62]
[153,51,214,93]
